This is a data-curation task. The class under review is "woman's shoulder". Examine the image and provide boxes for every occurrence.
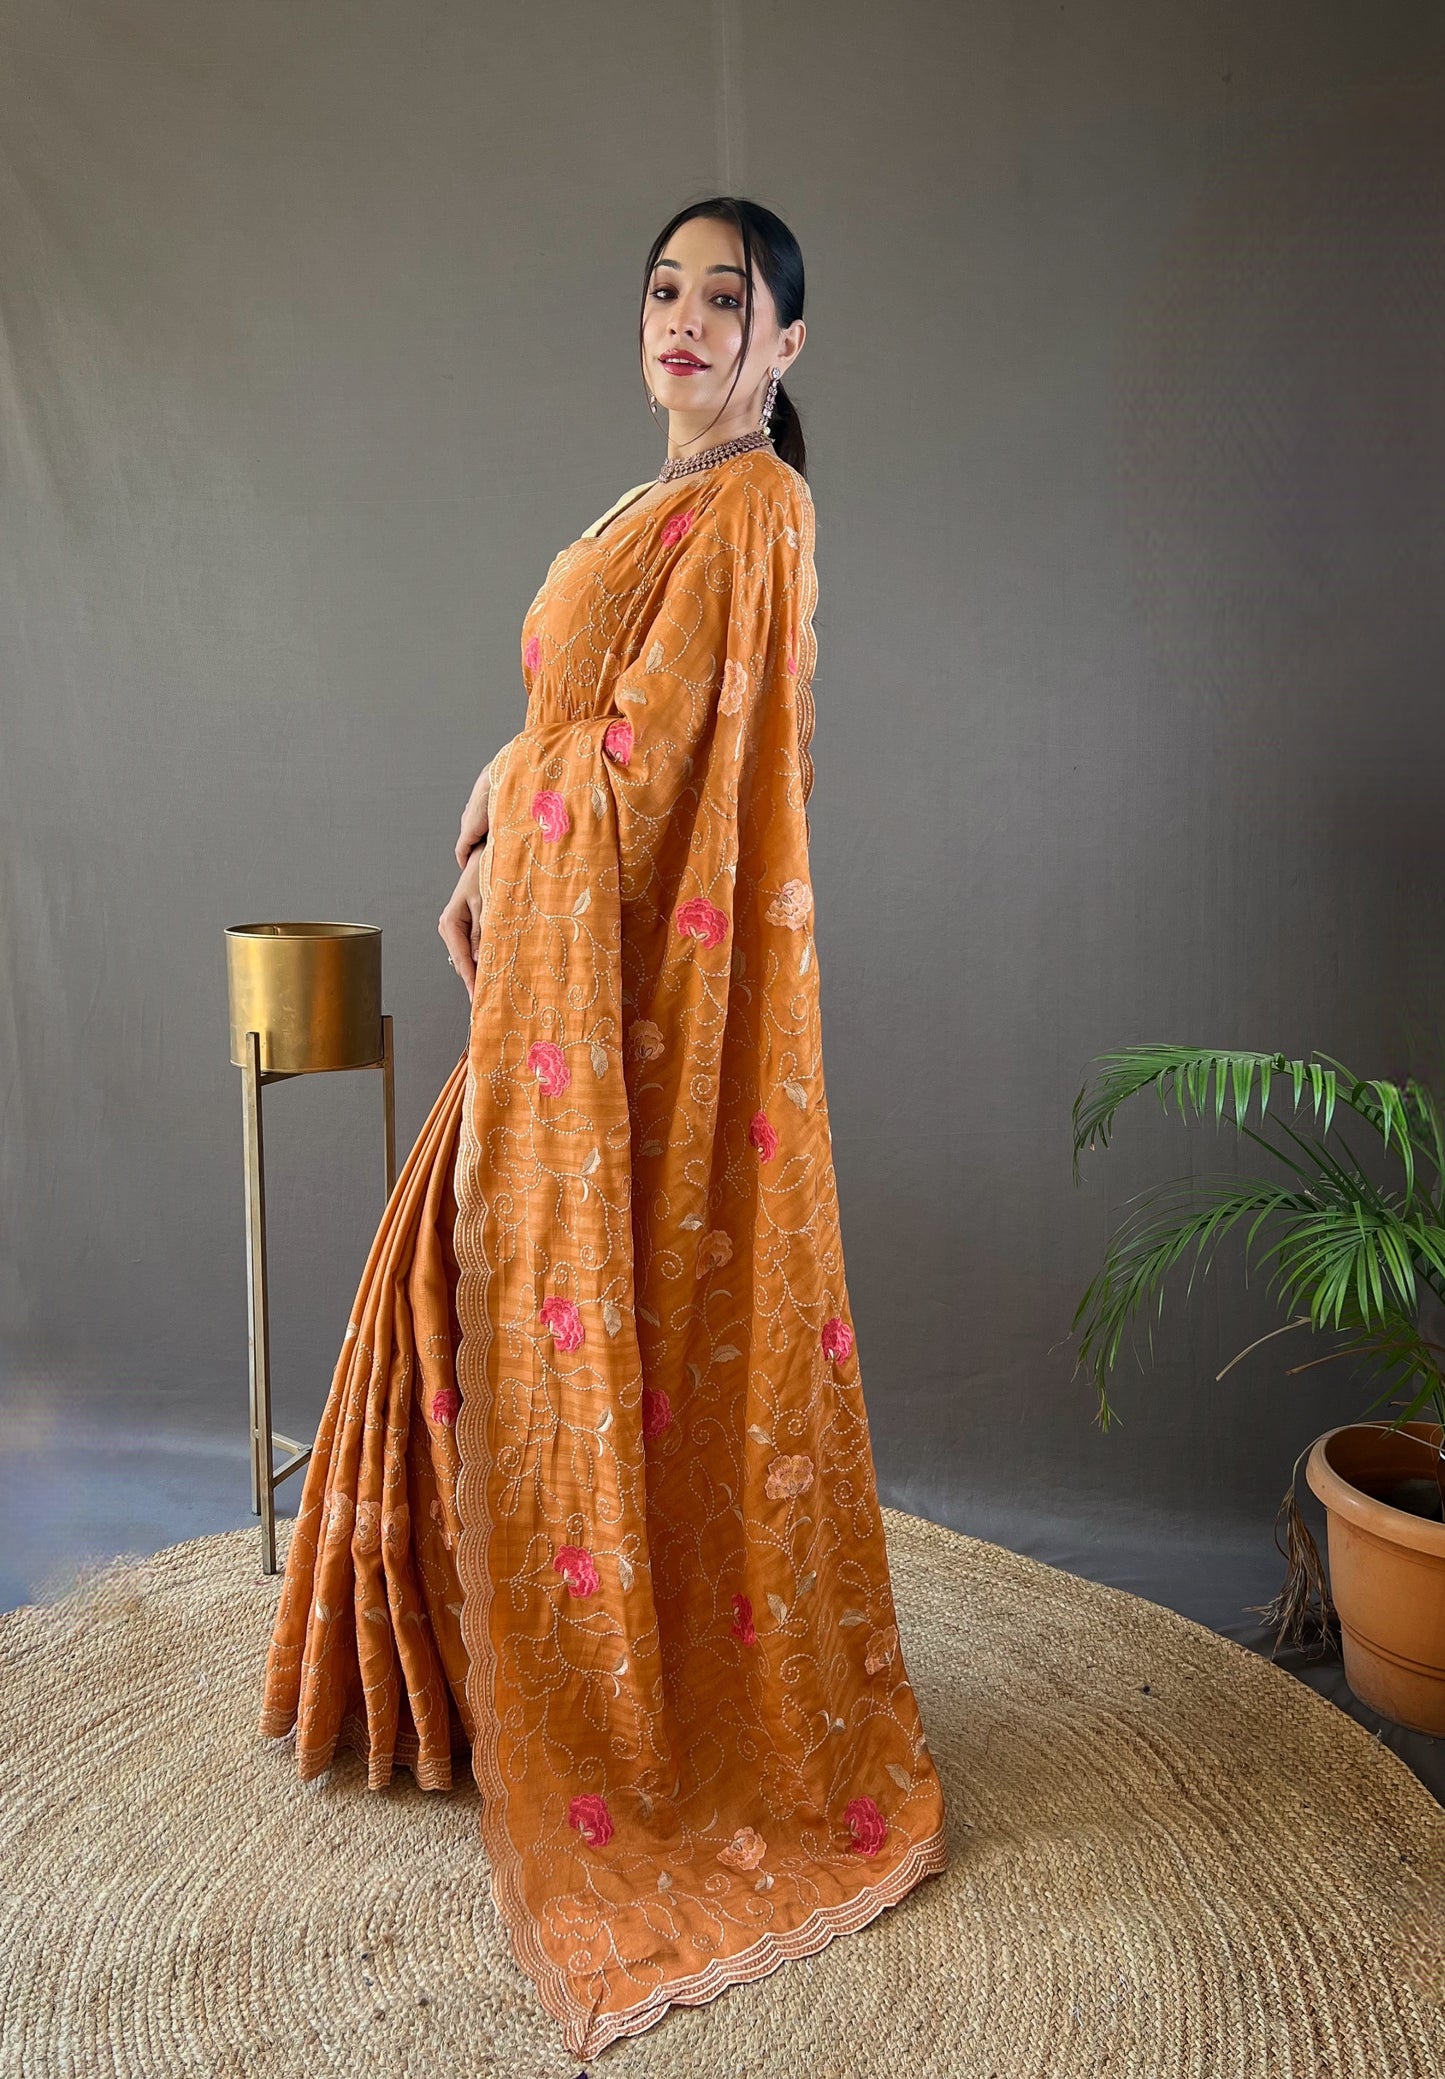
[707,448,812,547]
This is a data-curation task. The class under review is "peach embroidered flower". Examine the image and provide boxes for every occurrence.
[531,789,571,841]
[766,878,813,930]
[568,1791,613,1845]
[353,1498,381,1555]
[718,658,749,714]
[730,1592,757,1644]
[696,1228,733,1274]
[526,1040,571,1096]
[381,1504,409,1552]
[554,1544,600,1596]
[660,507,695,549]
[717,1826,768,1871]
[845,1795,888,1856]
[821,1315,854,1364]
[324,1491,354,1543]
[523,633,541,672]
[765,1453,814,1500]
[430,1386,460,1426]
[675,896,729,947]
[641,1386,673,1439]
[539,1294,585,1351]
[749,1110,778,1160]
[628,1018,664,1060]
[603,717,634,765]
[865,1624,899,1674]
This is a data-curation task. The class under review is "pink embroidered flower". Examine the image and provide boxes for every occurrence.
[531,789,571,841]
[696,1228,733,1274]
[675,896,729,947]
[641,1386,673,1439]
[554,1544,600,1596]
[603,717,634,765]
[865,1624,899,1675]
[765,1452,814,1500]
[749,1110,779,1160]
[845,1795,888,1857]
[628,1018,664,1061]
[568,1791,613,1846]
[524,633,542,672]
[526,1040,571,1096]
[730,1593,757,1645]
[717,1826,768,1871]
[660,507,695,549]
[718,659,749,714]
[430,1386,460,1426]
[539,1294,585,1351]
[766,878,813,929]
[821,1316,854,1364]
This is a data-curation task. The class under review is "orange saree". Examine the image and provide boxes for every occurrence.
[257,447,949,2059]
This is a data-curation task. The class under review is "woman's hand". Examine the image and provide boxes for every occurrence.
[456,760,494,870]
[438,846,485,999]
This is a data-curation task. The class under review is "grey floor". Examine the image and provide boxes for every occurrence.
[4,1409,1440,1808]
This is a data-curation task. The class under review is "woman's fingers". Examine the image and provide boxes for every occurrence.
[438,854,480,999]
[455,762,493,869]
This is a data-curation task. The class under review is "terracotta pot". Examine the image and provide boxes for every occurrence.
[1305,1420,1445,1735]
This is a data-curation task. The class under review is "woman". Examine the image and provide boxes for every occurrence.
[258,195,949,2061]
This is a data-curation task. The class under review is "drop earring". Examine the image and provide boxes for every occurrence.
[760,367,780,435]
[647,388,663,425]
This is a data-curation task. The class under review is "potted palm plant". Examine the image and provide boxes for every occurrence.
[1070,1045,1445,1736]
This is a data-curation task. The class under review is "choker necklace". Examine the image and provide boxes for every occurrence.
[657,430,773,482]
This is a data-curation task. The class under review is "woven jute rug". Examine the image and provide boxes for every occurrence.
[2,1508,1443,2078]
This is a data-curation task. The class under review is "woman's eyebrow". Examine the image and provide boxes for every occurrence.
[654,259,748,280]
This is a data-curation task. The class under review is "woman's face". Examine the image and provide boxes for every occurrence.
[643,215,804,439]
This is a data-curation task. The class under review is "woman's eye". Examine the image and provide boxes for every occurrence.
[714,294,741,310]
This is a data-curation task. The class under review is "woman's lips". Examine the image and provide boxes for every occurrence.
[659,355,707,373]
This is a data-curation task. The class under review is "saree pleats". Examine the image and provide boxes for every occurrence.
[258,451,948,2059]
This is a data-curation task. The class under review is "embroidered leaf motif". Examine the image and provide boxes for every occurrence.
[617,1552,634,1589]
[572,888,591,915]
[446,1603,462,1616]
[747,1425,771,1446]
[888,1762,913,1790]
[640,1140,664,1158]
[316,1602,331,1621]
[783,1080,808,1109]
[755,1872,774,1891]
[839,1610,867,1627]
[714,1344,742,1362]
[832,1716,847,1733]
[618,685,647,706]
[732,947,747,977]
[796,1572,817,1598]
[800,937,812,973]
[767,1593,789,1623]
[637,1303,660,1327]
[362,1604,387,1626]
[603,1299,622,1337]
[590,1044,608,1078]
[680,1214,704,1230]
[657,1871,673,1891]
[615,1654,629,1675]
[582,1146,601,1174]
[597,1408,613,1433]
[645,640,665,671]
[687,1361,704,1389]
[591,782,607,817]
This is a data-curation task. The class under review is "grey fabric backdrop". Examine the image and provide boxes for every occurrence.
[4,2,1445,1650]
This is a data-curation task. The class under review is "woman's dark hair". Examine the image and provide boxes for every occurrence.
[639,196,807,480]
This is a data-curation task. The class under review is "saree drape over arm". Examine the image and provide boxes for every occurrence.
[258,450,949,2060]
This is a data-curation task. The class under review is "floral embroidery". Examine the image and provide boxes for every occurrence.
[786,642,798,674]
[526,1040,571,1096]
[539,1294,585,1351]
[696,1228,733,1274]
[730,1593,757,1645]
[523,633,541,672]
[821,1315,854,1363]
[675,896,729,947]
[568,1791,613,1846]
[717,1826,768,1870]
[718,658,749,714]
[351,1498,380,1555]
[531,789,571,841]
[429,1386,460,1426]
[628,1018,664,1060]
[603,717,634,765]
[641,1386,673,1439]
[660,507,695,549]
[864,1624,899,1674]
[845,1795,888,1856]
[749,1110,779,1160]
[553,1545,600,1597]
[765,1453,814,1500]
[766,878,813,929]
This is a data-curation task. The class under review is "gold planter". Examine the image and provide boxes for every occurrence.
[225,922,397,1573]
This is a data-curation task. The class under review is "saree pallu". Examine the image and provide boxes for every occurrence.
[258,451,949,2059]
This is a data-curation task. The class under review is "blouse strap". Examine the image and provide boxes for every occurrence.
[581,480,657,541]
